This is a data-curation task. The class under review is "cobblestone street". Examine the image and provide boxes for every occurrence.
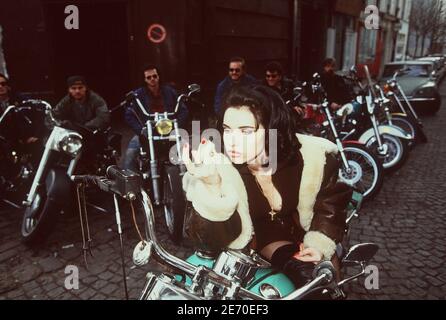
[1,83,446,300]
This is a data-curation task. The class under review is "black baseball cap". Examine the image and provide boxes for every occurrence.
[67,75,87,87]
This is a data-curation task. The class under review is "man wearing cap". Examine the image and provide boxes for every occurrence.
[53,76,110,131]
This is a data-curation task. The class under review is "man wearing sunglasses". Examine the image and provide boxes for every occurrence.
[263,62,304,118]
[123,64,188,171]
[53,76,110,131]
[214,57,257,116]
[263,61,295,101]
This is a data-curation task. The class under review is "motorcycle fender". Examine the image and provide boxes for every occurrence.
[44,168,72,204]
[342,140,365,146]
[358,125,412,144]
[390,113,408,118]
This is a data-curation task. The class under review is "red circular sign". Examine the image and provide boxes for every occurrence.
[147,24,167,44]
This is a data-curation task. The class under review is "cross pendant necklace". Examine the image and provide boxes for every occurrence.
[253,175,280,222]
[268,210,277,222]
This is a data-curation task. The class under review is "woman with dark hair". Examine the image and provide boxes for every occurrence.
[182,85,352,287]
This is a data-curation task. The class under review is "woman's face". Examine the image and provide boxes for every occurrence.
[223,107,266,165]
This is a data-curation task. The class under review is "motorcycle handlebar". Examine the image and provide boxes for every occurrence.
[106,165,122,180]
[70,171,338,301]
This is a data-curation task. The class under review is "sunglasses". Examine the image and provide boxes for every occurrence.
[266,74,279,79]
[229,68,241,73]
[146,74,159,80]
[0,81,8,87]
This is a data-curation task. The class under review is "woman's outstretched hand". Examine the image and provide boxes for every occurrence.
[182,140,222,186]
[294,243,323,264]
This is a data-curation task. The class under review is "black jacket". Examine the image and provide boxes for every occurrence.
[320,71,351,105]
[54,91,110,130]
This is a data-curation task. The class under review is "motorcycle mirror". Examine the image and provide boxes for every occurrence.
[343,243,379,264]
[188,84,201,94]
[125,91,137,102]
[133,240,153,266]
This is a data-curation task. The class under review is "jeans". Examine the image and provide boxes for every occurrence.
[123,135,141,172]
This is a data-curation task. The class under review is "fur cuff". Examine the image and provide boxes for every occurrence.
[303,231,337,261]
[182,173,238,222]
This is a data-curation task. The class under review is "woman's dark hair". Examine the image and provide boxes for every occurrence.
[220,85,301,163]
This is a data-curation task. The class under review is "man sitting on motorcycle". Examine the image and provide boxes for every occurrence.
[53,76,110,131]
[123,64,189,171]
[0,73,42,146]
[320,58,352,111]
[1,73,15,112]
[263,61,305,120]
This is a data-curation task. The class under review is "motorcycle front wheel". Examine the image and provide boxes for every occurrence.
[339,144,384,201]
[21,187,59,245]
[366,134,409,173]
[163,165,186,244]
[383,115,424,147]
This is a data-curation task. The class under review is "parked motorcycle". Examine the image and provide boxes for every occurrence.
[293,78,384,201]
[382,72,428,144]
[122,84,200,243]
[0,100,47,208]
[338,66,413,172]
[70,168,378,300]
[20,102,121,245]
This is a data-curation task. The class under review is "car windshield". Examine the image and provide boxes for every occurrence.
[382,64,431,78]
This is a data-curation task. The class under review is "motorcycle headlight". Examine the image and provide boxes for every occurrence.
[155,119,174,136]
[58,134,83,156]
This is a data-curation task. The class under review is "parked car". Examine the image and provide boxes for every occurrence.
[381,61,441,114]
[417,57,446,81]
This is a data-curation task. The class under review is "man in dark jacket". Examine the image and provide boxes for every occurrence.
[263,61,295,101]
[214,57,258,116]
[320,58,351,110]
[53,76,110,131]
[0,73,25,113]
[123,64,188,171]
[0,73,40,145]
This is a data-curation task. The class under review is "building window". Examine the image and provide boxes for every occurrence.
[358,26,378,64]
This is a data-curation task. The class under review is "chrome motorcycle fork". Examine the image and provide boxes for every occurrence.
[323,106,351,173]
[397,83,422,123]
[67,153,81,177]
[146,122,161,206]
[384,104,393,125]
[392,94,408,116]
[173,120,186,175]
[24,129,56,206]
[370,114,386,154]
